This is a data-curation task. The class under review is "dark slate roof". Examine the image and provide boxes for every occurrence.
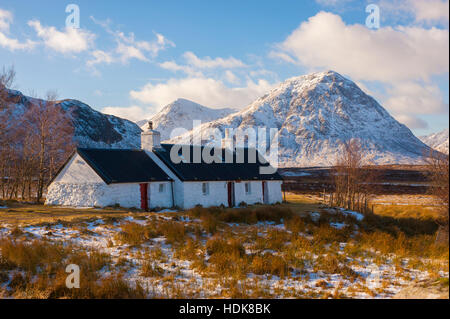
[77,148,172,184]
[153,144,283,181]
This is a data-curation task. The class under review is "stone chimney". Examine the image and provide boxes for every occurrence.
[221,128,234,150]
[141,121,161,151]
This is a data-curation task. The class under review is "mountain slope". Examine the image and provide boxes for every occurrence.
[138,98,236,141]
[5,89,141,149]
[419,129,449,154]
[169,71,431,167]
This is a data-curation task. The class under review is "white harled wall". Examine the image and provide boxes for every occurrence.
[145,150,184,208]
[267,180,283,204]
[46,152,283,209]
[46,154,173,209]
[182,181,228,209]
[234,181,263,206]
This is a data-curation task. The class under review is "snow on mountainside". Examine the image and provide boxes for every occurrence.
[419,129,449,154]
[169,70,432,167]
[5,89,141,149]
[138,98,236,141]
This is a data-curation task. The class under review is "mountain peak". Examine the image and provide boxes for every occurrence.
[283,70,347,85]
[4,89,141,149]
[420,128,449,154]
[170,70,431,167]
[140,99,237,141]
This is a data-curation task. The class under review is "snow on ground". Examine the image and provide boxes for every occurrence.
[1,208,447,299]
[280,171,312,177]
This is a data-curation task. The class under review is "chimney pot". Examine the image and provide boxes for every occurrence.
[221,128,234,150]
[141,122,161,151]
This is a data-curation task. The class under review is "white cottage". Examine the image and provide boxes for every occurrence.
[45,123,283,210]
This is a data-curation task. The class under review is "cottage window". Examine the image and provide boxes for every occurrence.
[245,182,251,194]
[202,182,209,195]
[159,183,165,193]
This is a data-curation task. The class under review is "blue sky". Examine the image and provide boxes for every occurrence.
[0,0,448,136]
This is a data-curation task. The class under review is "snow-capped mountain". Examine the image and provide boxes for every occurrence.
[419,129,449,154]
[4,89,141,149]
[137,98,236,141]
[169,70,432,167]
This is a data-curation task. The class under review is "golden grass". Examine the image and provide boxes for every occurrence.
[372,204,441,220]
[0,203,143,226]
[0,193,448,299]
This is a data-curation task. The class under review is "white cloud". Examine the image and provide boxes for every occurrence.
[159,60,203,77]
[0,9,35,51]
[273,11,448,83]
[101,105,155,122]
[159,51,247,80]
[116,41,149,63]
[394,114,429,129]
[114,31,174,63]
[272,11,449,131]
[0,32,36,51]
[224,70,239,84]
[28,20,94,53]
[0,8,12,31]
[384,81,448,115]
[268,50,297,64]
[182,51,247,69]
[411,0,449,24]
[378,0,449,25]
[90,16,175,65]
[87,50,114,67]
[130,77,274,109]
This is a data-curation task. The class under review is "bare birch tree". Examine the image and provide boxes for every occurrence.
[0,66,17,199]
[22,92,74,202]
[330,139,378,214]
[426,151,449,243]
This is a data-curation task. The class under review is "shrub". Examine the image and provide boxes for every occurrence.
[201,214,218,234]
[206,237,245,257]
[0,239,71,274]
[114,222,153,246]
[205,237,248,277]
[187,205,293,225]
[140,261,164,277]
[284,215,305,233]
[158,221,186,245]
[251,254,289,278]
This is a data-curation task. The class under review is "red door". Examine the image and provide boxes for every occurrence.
[262,181,268,204]
[140,183,148,211]
[227,182,234,207]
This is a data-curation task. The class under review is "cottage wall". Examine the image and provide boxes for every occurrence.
[46,181,172,209]
[145,151,184,208]
[267,180,283,204]
[45,182,107,207]
[46,154,173,209]
[148,181,173,208]
[234,181,264,205]
[46,151,283,209]
[183,181,228,209]
[54,154,103,184]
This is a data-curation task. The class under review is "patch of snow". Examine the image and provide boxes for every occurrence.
[281,171,312,177]
[330,222,347,229]
[419,128,449,154]
[156,209,178,213]
[309,211,321,222]
[339,208,364,221]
